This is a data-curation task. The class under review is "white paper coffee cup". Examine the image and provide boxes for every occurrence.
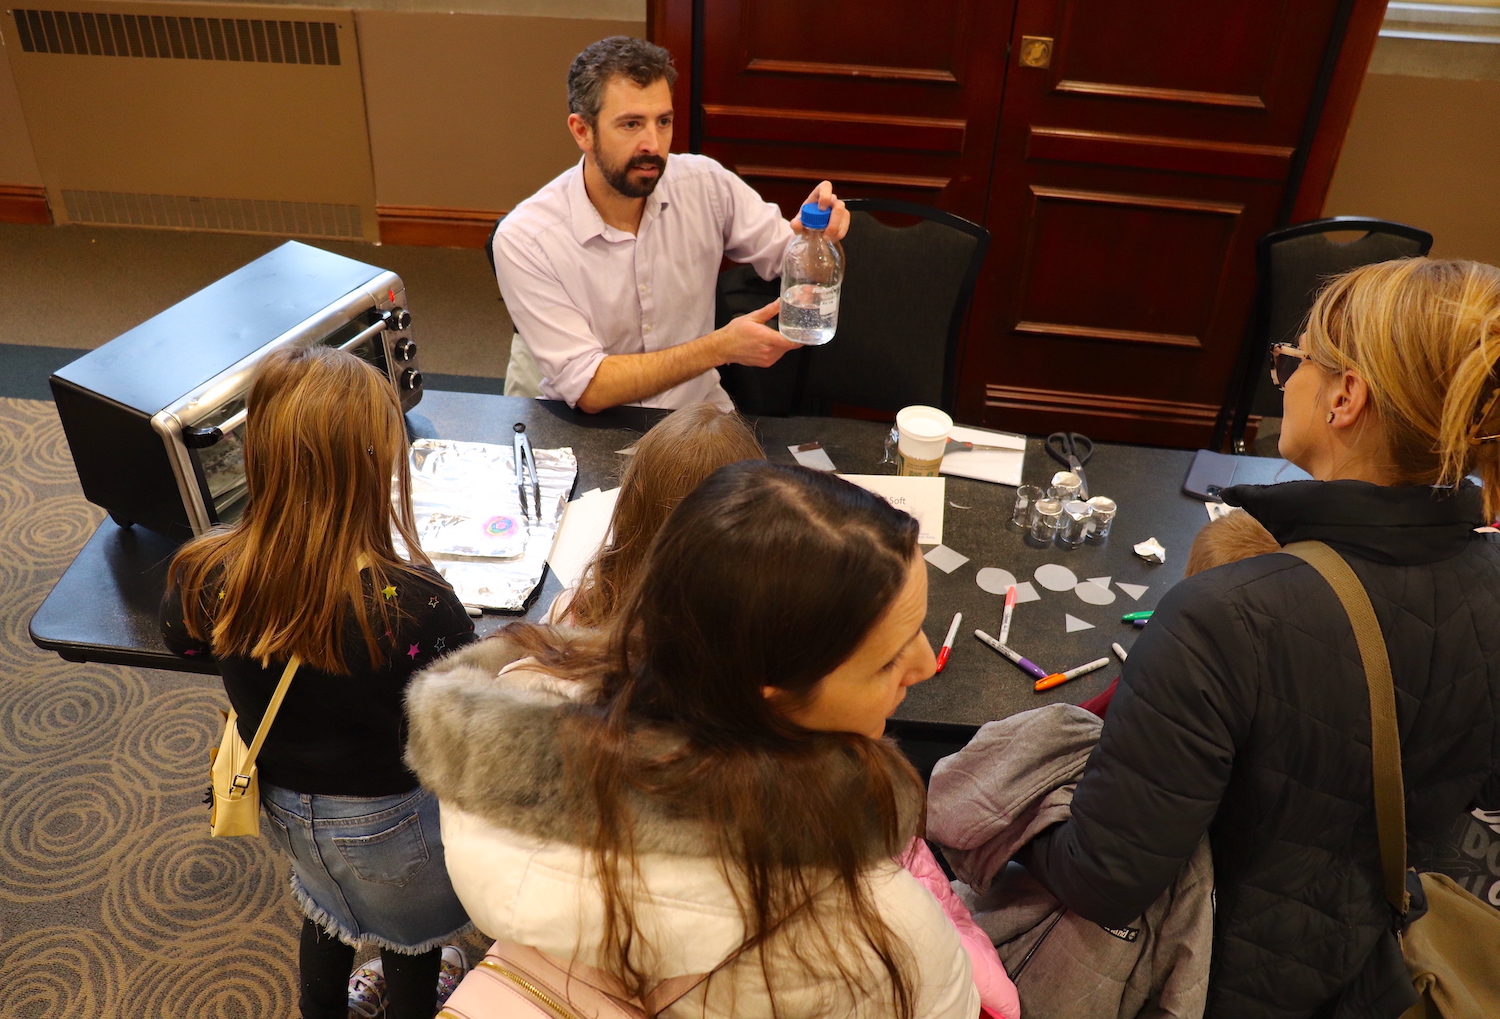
[895,405,952,477]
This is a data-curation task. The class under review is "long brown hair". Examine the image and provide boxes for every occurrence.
[567,402,763,627]
[515,462,925,1017]
[167,345,430,673]
[1303,257,1500,519]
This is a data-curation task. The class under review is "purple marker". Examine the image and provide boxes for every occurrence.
[1133,618,1149,628]
[974,630,1049,680]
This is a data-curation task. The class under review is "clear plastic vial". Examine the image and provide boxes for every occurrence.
[779,202,844,345]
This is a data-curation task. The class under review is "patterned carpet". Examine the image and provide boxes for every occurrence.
[0,395,303,1017]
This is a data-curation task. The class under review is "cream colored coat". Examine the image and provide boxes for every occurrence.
[406,637,980,1019]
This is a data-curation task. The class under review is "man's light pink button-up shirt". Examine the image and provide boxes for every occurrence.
[492,153,792,410]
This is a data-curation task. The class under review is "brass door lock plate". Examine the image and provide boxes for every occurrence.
[1019,36,1053,69]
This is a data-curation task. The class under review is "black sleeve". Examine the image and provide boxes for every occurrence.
[160,580,213,661]
[1026,572,1257,927]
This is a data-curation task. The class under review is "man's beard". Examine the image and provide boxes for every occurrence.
[599,152,667,199]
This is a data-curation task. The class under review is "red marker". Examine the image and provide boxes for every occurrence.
[935,612,962,673]
[999,584,1017,645]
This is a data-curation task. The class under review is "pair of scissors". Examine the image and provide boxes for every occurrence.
[513,422,541,521]
[1046,431,1094,498]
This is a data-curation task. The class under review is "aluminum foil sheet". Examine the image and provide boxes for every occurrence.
[407,438,577,611]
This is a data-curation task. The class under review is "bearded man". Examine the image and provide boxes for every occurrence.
[492,36,849,413]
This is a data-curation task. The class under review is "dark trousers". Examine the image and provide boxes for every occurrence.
[298,918,441,1019]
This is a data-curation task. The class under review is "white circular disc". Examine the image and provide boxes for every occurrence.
[1073,580,1117,605]
[975,567,1018,595]
[1034,563,1079,592]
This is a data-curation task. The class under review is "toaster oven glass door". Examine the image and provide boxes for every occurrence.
[191,394,250,524]
[185,311,395,528]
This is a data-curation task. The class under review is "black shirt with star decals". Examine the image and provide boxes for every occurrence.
[161,564,478,796]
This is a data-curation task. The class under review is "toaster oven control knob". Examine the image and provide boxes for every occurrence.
[393,337,417,362]
[382,308,412,332]
[400,368,422,391]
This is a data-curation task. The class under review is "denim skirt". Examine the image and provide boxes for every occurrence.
[261,783,471,953]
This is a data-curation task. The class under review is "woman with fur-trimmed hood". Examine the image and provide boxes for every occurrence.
[406,461,1014,1019]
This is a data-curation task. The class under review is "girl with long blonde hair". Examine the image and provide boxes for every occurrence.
[163,346,478,1019]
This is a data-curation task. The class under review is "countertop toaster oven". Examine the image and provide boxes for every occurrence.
[51,241,424,540]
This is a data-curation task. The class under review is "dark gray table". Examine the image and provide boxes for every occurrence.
[30,390,1304,737]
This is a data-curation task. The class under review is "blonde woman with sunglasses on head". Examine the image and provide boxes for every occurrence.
[1017,258,1500,1019]
[162,346,479,1019]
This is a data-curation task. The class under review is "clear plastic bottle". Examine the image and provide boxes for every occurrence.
[779,202,844,345]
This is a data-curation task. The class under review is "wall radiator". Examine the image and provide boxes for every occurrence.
[2,1,378,241]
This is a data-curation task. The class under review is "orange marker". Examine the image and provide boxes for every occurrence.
[1034,656,1109,692]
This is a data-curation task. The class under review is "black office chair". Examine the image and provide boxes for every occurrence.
[484,216,502,276]
[1215,216,1432,453]
[716,198,990,418]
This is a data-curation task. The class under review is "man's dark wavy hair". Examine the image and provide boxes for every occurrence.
[567,36,677,130]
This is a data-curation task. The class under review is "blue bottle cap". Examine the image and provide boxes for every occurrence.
[800,202,831,230]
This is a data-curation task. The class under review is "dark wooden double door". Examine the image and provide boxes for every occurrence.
[673,0,1361,445]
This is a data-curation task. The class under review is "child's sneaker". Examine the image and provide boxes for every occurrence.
[347,957,386,1018]
[435,945,470,1010]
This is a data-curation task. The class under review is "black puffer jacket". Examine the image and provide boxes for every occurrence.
[1027,480,1500,1019]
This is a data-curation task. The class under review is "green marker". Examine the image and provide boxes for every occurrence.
[1121,610,1154,622]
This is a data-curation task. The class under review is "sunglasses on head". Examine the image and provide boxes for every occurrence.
[1268,342,1315,391]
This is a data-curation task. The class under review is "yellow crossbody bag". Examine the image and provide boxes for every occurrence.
[208,655,300,838]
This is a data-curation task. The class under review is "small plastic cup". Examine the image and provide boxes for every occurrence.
[1057,499,1093,549]
[1086,496,1117,542]
[1029,497,1063,544]
[1050,471,1083,502]
[1011,485,1044,529]
[895,405,953,477]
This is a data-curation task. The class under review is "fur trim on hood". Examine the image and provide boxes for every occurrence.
[405,630,925,863]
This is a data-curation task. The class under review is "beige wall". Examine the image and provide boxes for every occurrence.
[1323,41,1500,264]
[358,11,643,211]
[0,34,43,186]
[0,4,644,214]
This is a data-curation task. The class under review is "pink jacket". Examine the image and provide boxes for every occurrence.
[900,838,1021,1019]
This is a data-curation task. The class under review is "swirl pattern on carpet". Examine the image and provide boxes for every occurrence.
[0,397,303,1015]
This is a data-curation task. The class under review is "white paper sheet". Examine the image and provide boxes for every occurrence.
[940,425,1027,487]
[789,442,838,472]
[924,544,970,574]
[546,488,620,590]
[839,474,945,545]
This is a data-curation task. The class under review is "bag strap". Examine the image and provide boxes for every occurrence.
[226,556,378,795]
[229,655,300,793]
[1282,541,1410,914]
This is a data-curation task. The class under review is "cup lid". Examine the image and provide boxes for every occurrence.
[896,405,953,440]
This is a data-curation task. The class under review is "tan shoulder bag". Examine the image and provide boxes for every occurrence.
[1284,541,1500,1018]
[208,655,299,838]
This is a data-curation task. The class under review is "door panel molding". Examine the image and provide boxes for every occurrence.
[703,104,966,152]
[1053,79,1265,109]
[1013,320,1201,348]
[984,383,1220,428]
[1027,127,1292,180]
[744,58,959,84]
[1028,185,1244,216]
[735,164,950,190]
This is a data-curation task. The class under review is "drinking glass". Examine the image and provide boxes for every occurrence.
[1029,497,1063,544]
[1011,485,1044,529]
[1057,500,1093,549]
[1086,496,1117,542]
